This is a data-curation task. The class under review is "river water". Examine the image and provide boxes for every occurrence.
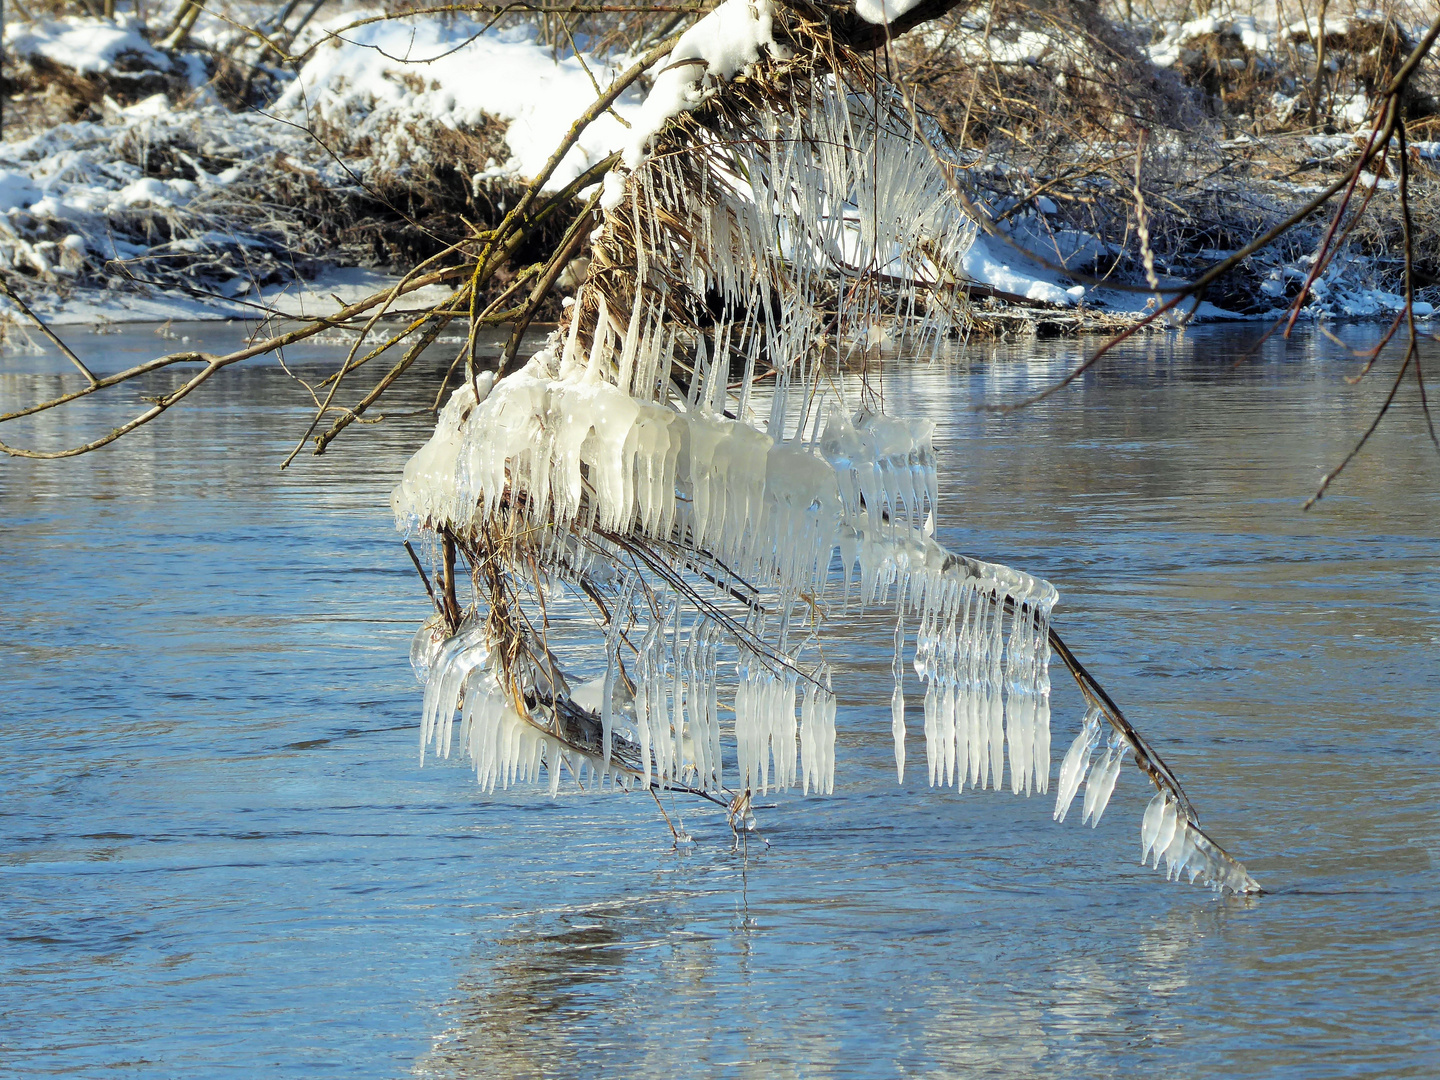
[2,322,1437,1078]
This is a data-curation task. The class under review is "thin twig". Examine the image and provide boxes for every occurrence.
[0,277,99,385]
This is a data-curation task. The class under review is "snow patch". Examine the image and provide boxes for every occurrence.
[0,170,42,212]
[854,0,927,25]
[963,235,1075,305]
[619,0,778,173]
[279,14,644,190]
[3,14,171,74]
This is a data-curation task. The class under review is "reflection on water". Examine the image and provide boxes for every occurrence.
[1,323,1437,1078]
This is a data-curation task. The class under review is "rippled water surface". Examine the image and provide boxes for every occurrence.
[2,323,1438,1078]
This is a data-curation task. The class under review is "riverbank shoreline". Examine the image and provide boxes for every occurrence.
[3,4,1436,347]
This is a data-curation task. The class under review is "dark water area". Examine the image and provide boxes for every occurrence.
[1,322,1437,1078]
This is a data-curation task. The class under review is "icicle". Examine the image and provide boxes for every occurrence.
[823,673,837,795]
[560,286,586,372]
[600,577,636,766]
[585,293,610,379]
[1086,741,1126,827]
[801,677,818,795]
[615,282,645,394]
[1080,730,1127,827]
[665,604,682,783]
[986,591,1006,792]
[1053,705,1103,823]
[1165,818,1196,881]
[685,618,705,789]
[891,610,906,783]
[941,681,957,789]
[1151,798,1179,868]
[923,683,938,788]
[1140,790,1167,863]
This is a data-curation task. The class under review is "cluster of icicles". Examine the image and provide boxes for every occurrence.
[391,6,1257,894]
[604,598,835,798]
[415,628,556,794]
[602,74,984,378]
[395,353,1059,804]
[1050,705,1258,894]
[408,563,846,800]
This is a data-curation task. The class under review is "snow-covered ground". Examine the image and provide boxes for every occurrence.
[278,13,646,188]
[0,10,655,326]
[5,13,191,78]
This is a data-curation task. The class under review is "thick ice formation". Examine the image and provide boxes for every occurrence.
[395,338,1058,802]
[1131,789,1258,894]
[391,0,1259,895]
[415,619,632,795]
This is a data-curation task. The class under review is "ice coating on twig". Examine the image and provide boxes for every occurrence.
[1140,790,1167,861]
[1050,705,1261,893]
[1139,792,1259,893]
[1082,735,1126,827]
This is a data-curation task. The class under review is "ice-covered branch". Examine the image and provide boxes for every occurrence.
[392,0,1262,895]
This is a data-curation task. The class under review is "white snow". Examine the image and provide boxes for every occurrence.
[0,90,332,321]
[3,14,172,75]
[963,235,1075,305]
[984,30,1057,65]
[1337,92,1373,128]
[280,13,645,189]
[854,0,927,25]
[1142,12,1277,68]
[1,5,1423,333]
[618,0,778,174]
[257,265,455,320]
[0,3,1080,324]
[0,170,42,213]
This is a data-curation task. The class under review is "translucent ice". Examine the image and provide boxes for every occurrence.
[1053,705,1103,823]
[1140,791,1167,863]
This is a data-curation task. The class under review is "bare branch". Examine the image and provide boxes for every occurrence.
[0,277,98,386]
[0,264,468,456]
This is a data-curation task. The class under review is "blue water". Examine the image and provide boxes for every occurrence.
[2,323,1437,1077]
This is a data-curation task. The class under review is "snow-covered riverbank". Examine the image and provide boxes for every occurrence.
[2,4,1436,334]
